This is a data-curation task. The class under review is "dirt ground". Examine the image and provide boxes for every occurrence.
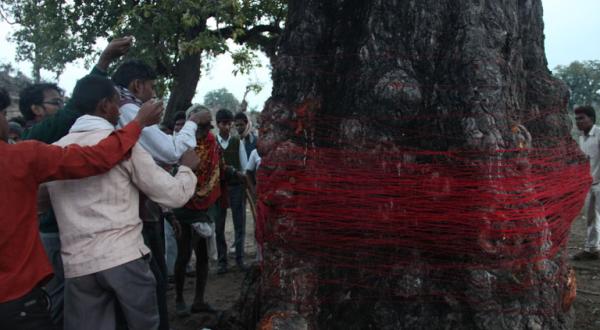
[568,215,600,330]
[168,209,254,330]
[168,209,600,330]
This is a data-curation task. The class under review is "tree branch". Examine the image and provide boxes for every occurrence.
[0,7,17,25]
[216,24,283,44]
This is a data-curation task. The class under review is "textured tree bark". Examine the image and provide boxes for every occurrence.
[165,51,202,117]
[165,24,206,118]
[222,1,579,329]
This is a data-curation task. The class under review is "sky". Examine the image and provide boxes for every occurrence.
[1,0,599,111]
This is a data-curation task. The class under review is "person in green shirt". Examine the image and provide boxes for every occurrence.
[22,37,133,143]
[19,82,64,128]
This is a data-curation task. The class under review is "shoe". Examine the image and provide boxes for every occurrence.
[175,301,190,317]
[572,250,600,261]
[229,246,236,254]
[217,264,228,274]
[190,301,218,314]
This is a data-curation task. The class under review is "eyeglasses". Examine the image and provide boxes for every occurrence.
[42,99,64,108]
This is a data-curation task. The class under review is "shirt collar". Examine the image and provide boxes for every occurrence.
[588,125,599,137]
[217,134,230,145]
[69,115,115,133]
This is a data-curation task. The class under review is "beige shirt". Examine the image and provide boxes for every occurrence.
[579,125,600,184]
[44,115,197,278]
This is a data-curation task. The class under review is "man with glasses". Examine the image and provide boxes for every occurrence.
[19,83,64,127]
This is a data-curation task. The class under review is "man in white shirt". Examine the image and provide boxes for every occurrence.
[111,59,202,329]
[43,75,199,330]
[574,105,600,261]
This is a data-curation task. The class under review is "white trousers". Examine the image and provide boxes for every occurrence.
[583,184,600,252]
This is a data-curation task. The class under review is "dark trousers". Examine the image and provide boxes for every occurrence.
[142,221,169,330]
[40,231,64,326]
[215,184,246,265]
[0,287,58,330]
[174,223,208,303]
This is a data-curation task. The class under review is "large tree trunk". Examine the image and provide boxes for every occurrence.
[222,1,588,329]
[165,52,202,119]
[165,24,206,119]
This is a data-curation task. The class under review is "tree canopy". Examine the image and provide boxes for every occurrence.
[1,0,286,116]
[204,87,240,111]
[554,60,600,110]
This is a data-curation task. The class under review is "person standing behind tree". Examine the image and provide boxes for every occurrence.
[234,111,257,158]
[574,105,600,261]
[215,109,248,273]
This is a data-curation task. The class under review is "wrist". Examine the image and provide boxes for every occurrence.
[96,55,112,72]
[131,118,144,129]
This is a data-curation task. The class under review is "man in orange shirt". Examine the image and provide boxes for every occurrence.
[0,87,163,330]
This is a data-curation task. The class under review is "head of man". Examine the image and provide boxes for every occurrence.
[216,109,234,138]
[0,87,11,142]
[575,105,596,134]
[172,111,187,133]
[186,105,213,139]
[234,112,249,136]
[71,75,121,126]
[19,83,64,122]
[111,59,157,102]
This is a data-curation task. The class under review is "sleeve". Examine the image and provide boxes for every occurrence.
[119,104,197,164]
[245,149,259,172]
[22,107,81,143]
[239,139,248,171]
[89,66,108,77]
[33,121,142,183]
[22,68,108,143]
[129,145,198,208]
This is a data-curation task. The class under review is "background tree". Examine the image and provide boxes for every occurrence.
[554,60,600,110]
[0,0,286,117]
[203,87,240,111]
[0,0,82,82]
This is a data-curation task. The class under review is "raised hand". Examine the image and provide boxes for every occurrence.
[134,100,164,128]
[96,36,134,71]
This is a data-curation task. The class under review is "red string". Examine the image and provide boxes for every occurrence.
[255,142,590,303]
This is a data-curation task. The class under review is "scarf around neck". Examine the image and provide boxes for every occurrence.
[185,132,223,210]
[115,85,142,107]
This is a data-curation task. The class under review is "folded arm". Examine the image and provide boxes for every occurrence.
[33,121,142,183]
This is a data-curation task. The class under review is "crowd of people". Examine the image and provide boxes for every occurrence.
[0,36,262,330]
[3,33,598,330]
